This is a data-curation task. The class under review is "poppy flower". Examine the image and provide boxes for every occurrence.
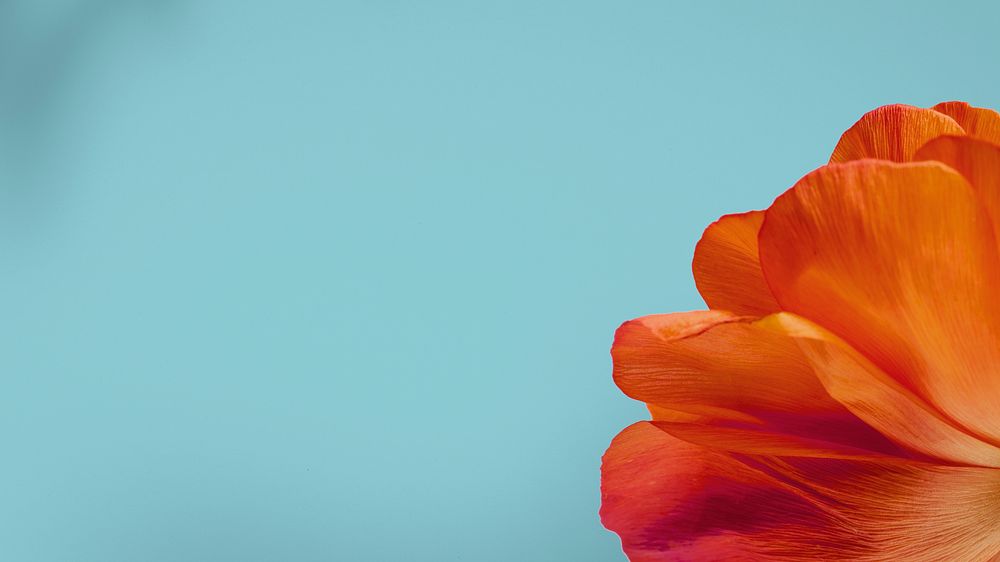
[602,101,1000,561]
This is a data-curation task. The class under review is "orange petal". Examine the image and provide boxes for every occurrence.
[829,104,963,163]
[692,211,780,315]
[646,404,716,423]
[753,455,1000,561]
[759,160,1000,447]
[933,101,1000,145]
[601,422,1000,561]
[760,313,1000,468]
[613,311,903,456]
[915,135,1000,248]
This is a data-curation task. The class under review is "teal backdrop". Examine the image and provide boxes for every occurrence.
[1,1,997,560]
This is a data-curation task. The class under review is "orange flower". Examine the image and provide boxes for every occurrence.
[601,101,1000,561]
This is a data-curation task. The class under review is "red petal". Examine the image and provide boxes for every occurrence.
[601,422,1000,561]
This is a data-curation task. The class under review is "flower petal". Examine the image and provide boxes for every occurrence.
[601,422,1000,561]
[829,104,962,163]
[915,135,1000,248]
[752,455,1000,561]
[692,211,780,315]
[758,160,1000,447]
[652,421,901,461]
[760,313,1000,468]
[613,311,903,456]
[932,101,1000,145]
[601,422,832,561]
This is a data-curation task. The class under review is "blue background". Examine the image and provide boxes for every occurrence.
[0,1,996,560]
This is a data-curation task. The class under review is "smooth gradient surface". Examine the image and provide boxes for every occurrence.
[0,1,998,560]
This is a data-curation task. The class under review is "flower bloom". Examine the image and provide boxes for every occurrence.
[602,101,1000,561]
